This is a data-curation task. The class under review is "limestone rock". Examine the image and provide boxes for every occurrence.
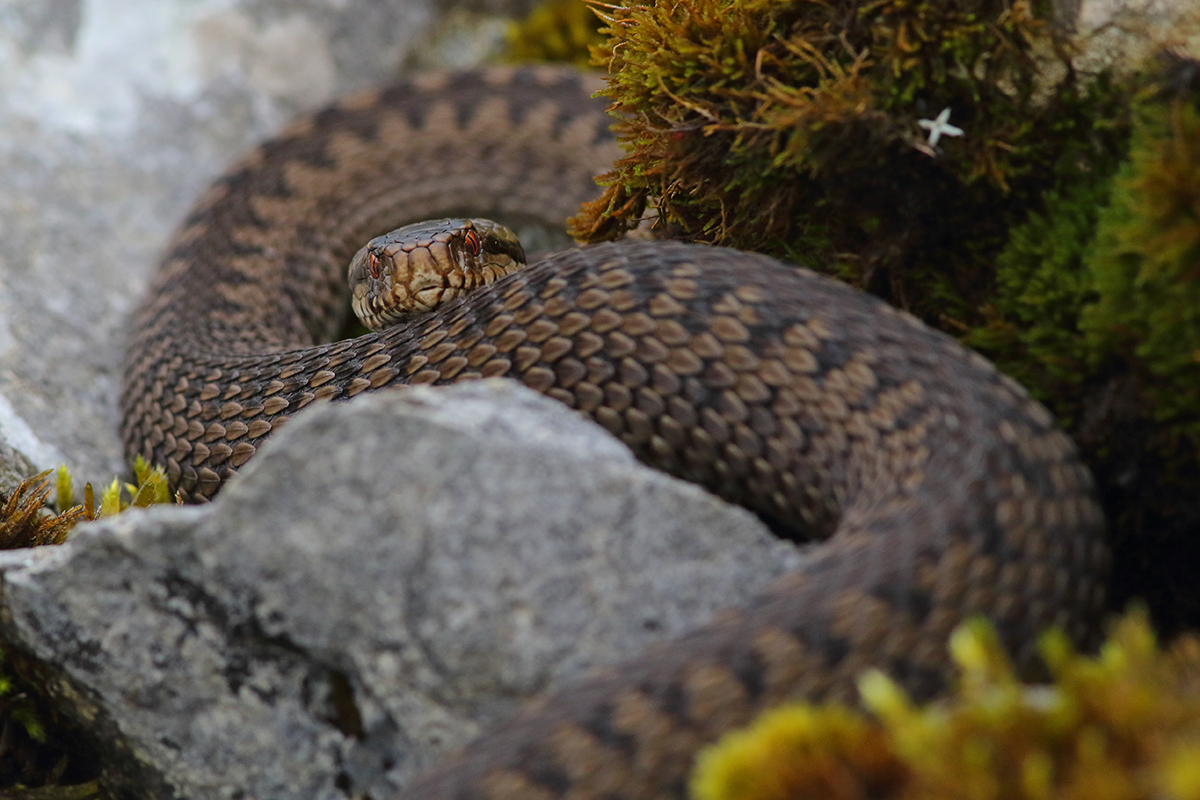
[0,382,803,800]
[0,431,37,499]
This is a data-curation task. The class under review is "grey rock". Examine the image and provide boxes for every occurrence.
[0,0,527,488]
[0,429,37,499]
[0,382,803,800]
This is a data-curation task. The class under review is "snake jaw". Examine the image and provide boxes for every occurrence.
[411,282,452,313]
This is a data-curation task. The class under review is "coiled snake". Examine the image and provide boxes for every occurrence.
[121,65,1109,799]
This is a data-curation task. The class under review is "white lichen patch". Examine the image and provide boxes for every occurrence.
[1,0,222,136]
[0,0,343,138]
[192,10,337,111]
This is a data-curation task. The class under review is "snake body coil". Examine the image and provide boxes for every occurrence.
[121,66,1109,799]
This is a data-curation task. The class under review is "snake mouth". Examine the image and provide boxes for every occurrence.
[357,285,439,330]
[411,283,453,312]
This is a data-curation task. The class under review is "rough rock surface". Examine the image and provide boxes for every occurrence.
[0,434,37,499]
[0,382,804,800]
[0,0,532,487]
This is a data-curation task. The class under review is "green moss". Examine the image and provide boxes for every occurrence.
[104,456,175,514]
[948,49,1200,635]
[1081,94,1200,441]
[1,647,46,745]
[693,610,1200,800]
[965,175,1112,426]
[969,76,1200,446]
[960,58,1136,422]
[967,55,1199,453]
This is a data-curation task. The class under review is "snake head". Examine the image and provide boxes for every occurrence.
[348,218,526,330]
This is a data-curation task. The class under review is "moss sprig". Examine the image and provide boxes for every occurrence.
[0,472,85,550]
[97,456,174,516]
[1,647,46,746]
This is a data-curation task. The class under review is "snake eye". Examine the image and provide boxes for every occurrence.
[366,250,381,280]
[463,229,482,257]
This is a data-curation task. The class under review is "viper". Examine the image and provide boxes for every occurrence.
[121,65,1109,799]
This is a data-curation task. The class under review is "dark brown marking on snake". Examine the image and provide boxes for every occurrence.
[122,66,1109,800]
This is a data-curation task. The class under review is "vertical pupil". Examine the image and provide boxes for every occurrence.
[465,231,481,256]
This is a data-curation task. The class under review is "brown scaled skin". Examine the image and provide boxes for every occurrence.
[121,65,1109,800]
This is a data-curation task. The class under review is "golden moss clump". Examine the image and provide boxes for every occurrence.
[693,610,1200,800]
[0,470,85,549]
[503,0,603,68]
[0,458,177,551]
[92,456,176,517]
[691,703,909,800]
